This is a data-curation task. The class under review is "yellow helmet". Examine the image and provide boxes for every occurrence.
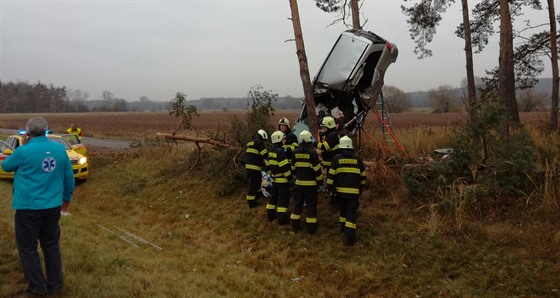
[339,136,353,149]
[278,117,290,129]
[299,130,312,143]
[257,129,268,140]
[271,130,285,144]
[320,116,336,129]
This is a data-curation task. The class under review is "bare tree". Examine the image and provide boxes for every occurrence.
[289,0,318,138]
[518,88,547,112]
[428,85,455,113]
[382,85,411,113]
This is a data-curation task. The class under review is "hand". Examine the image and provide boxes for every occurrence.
[22,133,30,145]
[61,201,70,212]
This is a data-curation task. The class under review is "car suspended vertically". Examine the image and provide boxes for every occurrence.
[294,29,398,138]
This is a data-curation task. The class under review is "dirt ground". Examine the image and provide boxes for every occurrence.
[0,111,551,139]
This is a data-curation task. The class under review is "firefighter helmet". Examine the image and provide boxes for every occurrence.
[299,130,312,143]
[320,116,336,129]
[271,131,285,144]
[257,129,268,140]
[339,136,353,149]
[278,117,290,129]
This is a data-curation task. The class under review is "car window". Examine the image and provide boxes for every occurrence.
[48,137,71,150]
[0,140,14,152]
[6,136,20,148]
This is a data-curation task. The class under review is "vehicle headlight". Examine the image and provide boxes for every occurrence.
[78,157,87,165]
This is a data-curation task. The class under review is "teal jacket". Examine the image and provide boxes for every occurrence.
[1,136,75,210]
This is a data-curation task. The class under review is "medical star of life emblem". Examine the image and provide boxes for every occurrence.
[43,157,56,172]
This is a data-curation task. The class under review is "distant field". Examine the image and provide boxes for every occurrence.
[0,111,550,139]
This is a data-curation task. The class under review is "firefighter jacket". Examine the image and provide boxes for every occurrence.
[292,142,323,188]
[245,135,267,172]
[266,144,292,184]
[327,149,366,199]
[282,130,298,161]
[316,129,340,167]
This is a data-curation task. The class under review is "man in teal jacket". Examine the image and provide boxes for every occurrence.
[1,116,75,296]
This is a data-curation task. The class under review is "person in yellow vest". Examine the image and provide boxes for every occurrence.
[66,123,83,140]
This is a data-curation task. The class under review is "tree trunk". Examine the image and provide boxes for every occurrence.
[461,0,476,112]
[498,0,520,123]
[289,0,319,138]
[548,0,559,132]
[350,0,360,29]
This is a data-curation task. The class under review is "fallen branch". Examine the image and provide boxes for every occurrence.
[156,133,233,149]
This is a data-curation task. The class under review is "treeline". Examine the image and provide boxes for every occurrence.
[0,81,303,113]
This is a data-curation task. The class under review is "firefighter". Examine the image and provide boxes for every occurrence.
[327,136,366,245]
[291,130,323,234]
[245,129,268,208]
[277,117,298,162]
[66,123,83,140]
[265,131,293,224]
[315,116,340,208]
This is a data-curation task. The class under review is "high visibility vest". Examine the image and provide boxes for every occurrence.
[67,127,82,139]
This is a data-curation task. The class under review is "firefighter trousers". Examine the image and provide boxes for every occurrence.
[267,183,291,224]
[246,170,262,208]
[291,187,318,234]
[338,197,359,245]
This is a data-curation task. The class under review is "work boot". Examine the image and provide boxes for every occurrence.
[277,213,289,225]
[291,219,301,232]
[266,209,277,222]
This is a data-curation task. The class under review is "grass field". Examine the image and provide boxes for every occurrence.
[1,111,559,297]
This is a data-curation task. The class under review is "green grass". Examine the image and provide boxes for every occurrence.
[1,146,560,297]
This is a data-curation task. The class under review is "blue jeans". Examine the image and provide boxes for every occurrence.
[15,207,63,294]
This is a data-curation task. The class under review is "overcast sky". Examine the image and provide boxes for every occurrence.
[0,0,557,102]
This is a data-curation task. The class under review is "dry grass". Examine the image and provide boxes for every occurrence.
[1,112,560,297]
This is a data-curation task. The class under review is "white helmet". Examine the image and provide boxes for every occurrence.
[339,136,353,149]
[320,116,336,129]
[278,117,290,129]
[299,130,312,143]
[257,129,268,140]
[271,130,285,144]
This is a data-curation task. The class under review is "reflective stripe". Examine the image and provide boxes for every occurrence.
[277,207,288,213]
[291,214,301,220]
[278,159,289,167]
[328,168,335,175]
[266,204,276,210]
[316,175,323,181]
[336,187,360,194]
[274,178,289,183]
[295,162,312,168]
[313,164,322,171]
[345,222,356,229]
[246,164,262,171]
[246,148,259,154]
[259,149,267,156]
[335,167,361,174]
[326,178,333,185]
[247,195,255,201]
[296,180,317,186]
[268,160,279,166]
[339,217,346,223]
[322,161,332,167]
[306,217,317,223]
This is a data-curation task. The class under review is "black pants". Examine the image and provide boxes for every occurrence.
[291,187,318,234]
[246,170,262,208]
[15,207,63,295]
[338,197,359,245]
[267,183,290,224]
